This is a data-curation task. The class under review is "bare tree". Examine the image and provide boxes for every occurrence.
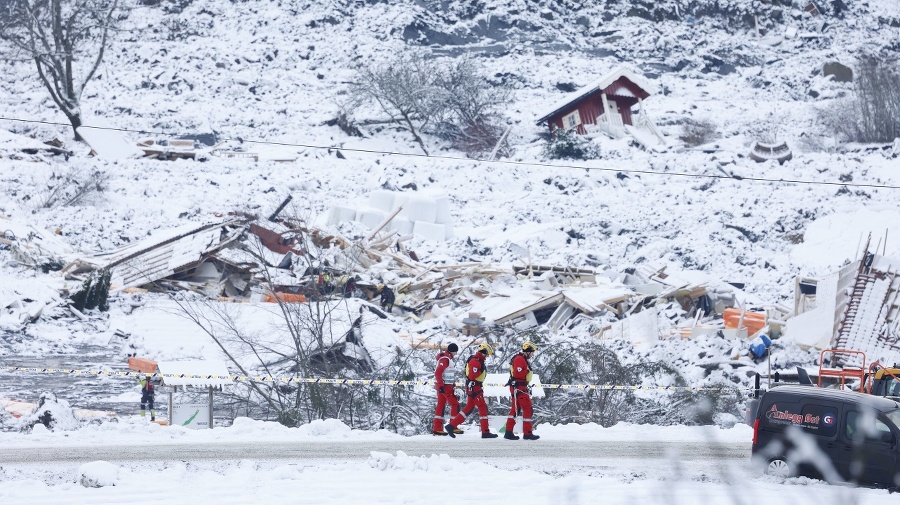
[821,58,900,144]
[0,0,127,139]
[348,51,511,157]
[349,51,445,155]
[850,58,900,143]
[433,55,512,158]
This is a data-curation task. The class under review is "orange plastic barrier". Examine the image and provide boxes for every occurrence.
[264,292,307,303]
[127,357,158,373]
[723,308,767,334]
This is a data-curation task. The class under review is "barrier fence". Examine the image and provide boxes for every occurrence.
[2,366,742,392]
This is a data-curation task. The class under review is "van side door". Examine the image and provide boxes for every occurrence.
[841,409,898,486]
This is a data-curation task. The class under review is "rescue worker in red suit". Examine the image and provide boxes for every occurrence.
[445,343,499,438]
[504,342,540,440]
[432,343,463,436]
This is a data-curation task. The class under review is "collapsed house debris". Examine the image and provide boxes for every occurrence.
[785,234,900,367]
[3,196,799,363]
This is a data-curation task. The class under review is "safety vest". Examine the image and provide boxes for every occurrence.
[465,354,487,383]
[508,352,532,388]
[435,351,456,384]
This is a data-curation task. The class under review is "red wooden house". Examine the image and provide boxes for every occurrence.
[536,66,665,148]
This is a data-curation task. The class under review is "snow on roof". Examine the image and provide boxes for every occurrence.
[465,290,561,323]
[561,284,633,313]
[81,219,243,289]
[536,65,655,124]
[76,125,145,160]
[157,360,232,387]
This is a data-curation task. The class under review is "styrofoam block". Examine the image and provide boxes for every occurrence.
[390,216,414,235]
[434,195,452,224]
[358,209,387,230]
[393,193,410,211]
[413,221,449,242]
[367,190,396,213]
[325,205,358,226]
[402,196,438,223]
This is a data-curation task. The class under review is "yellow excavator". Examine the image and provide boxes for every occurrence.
[865,362,900,399]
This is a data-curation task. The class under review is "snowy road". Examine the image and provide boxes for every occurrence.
[0,439,749,464]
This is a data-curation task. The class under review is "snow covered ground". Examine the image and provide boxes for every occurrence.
[0,420,892,505]
[3,0,900,501]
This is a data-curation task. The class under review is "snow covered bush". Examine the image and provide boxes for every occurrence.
[542,127,601,160]
[38,167,109,209]
[69,268,112,313]
[678,118,719,147]
[19,391,81,432]
[839,58,900,144]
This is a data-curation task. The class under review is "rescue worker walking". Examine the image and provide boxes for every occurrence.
[432,343,463,436]
[504,342,540,440]
[445,343,499,439]
[140,374,156,421]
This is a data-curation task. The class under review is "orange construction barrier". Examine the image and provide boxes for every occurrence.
[723,308,767,335]
[264,291,307,303]
[127,357,158,373]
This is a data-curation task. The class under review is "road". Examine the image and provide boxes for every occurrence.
[0,439,750,464]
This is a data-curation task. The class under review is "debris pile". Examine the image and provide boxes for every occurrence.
[1,199,789,354]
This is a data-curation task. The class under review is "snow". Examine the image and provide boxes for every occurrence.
[0,420,894,504]
[2,0,900,501]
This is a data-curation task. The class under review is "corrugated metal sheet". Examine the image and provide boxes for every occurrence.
[82,220,244,289]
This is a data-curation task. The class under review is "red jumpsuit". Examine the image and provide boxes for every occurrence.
[446,353,491,434]
[506,352,535,436]
[432,350,460,432]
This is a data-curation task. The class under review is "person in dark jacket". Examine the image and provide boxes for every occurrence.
[377,284,395,311]
[139,375,156,421]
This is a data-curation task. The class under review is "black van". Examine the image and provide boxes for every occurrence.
[752,385,900,488]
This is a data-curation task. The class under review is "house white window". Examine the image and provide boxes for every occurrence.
[562,110,582,130]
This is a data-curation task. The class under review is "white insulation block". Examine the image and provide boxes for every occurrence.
[367,190,396,213]
[403,196,438,223]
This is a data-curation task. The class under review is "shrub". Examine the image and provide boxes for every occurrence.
[70,269,111,312]
[542,127,601,160]
[822,58,900,144]
[678,118,719,147]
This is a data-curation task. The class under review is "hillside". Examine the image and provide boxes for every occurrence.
[2,0,900,428]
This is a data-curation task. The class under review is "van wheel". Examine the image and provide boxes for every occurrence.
[766,458,792,478]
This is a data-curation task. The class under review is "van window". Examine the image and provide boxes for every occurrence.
[886,409,900,430]
[846,410,895,444]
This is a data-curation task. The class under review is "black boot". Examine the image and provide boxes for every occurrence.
[504,431,519,440]
[482,432,498,439]
[523,433,540,440]
[445,423,456,438]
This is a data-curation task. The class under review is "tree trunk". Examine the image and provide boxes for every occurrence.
[66,112,84,141]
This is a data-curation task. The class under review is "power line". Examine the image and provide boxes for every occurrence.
[3,115,898,190]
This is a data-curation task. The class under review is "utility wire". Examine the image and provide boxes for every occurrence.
[3,115,899,190]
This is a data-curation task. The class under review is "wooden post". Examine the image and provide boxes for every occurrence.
[488,126,512,161]
[365,206,404,242]
[208,386,214,429]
